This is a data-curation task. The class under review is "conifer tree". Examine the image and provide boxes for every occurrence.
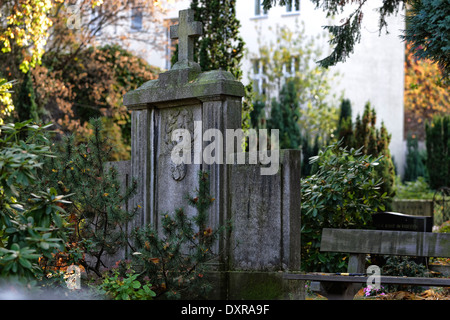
[131,171,229,299]
[190,0,244,79]
[403,133,426,183]
[39,118,138,276]
[301,133,321,177]
[354,103,396,209]
[250,99,266,130]
[338,102,396,209]
[267,80,301,150]
[15,71,38,122]
[338,99,352,128]
[336,98,353,148]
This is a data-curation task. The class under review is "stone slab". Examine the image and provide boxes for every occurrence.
[123,69,245,109]
[372,211,433,232]
[228,150,301,271]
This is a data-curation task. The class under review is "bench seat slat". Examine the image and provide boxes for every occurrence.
[284,273,450,287]
[320,228,450,258]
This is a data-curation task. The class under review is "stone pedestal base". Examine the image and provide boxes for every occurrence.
[206,271,306,300]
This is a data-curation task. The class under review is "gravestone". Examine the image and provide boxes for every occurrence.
[123,9,244,235]
[117,9,304,299]
[372,212,433,232]
[372,211,433,265]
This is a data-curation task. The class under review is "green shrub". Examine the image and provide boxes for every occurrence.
[301,141,387,272]
[337,102,396,210]
[395,176,435,200]
[382,256,428,293]
[96,260,156,300]
[0,121,71,280]
[436,220,450,233]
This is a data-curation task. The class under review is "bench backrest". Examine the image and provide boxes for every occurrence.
[320,228,450,258]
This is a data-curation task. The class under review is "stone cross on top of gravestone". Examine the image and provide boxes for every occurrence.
[170,9,203,64]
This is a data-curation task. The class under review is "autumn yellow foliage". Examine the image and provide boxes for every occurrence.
[0,79,15,125]
[404,44,450,140]
[0,0,105,74]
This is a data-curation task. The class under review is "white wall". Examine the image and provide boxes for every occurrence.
[331,1,406,176]
[236,0,405,175]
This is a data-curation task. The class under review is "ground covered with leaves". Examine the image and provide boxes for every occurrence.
[307,288,450,300]
[356,288,450,300]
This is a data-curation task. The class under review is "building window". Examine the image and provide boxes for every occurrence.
[131,6,143,31]
[252,59,268,95]
[255,0,268,16]
[286,0,300,13]
[283,56,299,78]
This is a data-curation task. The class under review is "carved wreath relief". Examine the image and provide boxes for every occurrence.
[164,108,194,181]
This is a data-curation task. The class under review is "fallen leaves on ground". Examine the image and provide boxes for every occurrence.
[376,288,450,300]
[354,287,450,300]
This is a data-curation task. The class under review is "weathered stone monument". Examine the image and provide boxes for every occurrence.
[373,212,433,232]
[114,9,303,299]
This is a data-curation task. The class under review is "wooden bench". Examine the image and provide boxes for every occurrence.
[284,228,450,300]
